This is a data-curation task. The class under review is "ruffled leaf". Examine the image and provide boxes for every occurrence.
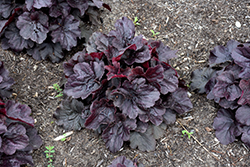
[0,61,14,98]
[25,0,52,11]
[54,98,89,131]
[235,105,250,126]
[67,0,88,16]
[16,11,49,44]
[238,79,250,105]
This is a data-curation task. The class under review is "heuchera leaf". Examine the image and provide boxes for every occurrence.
[50,15,81,51]
[16,11,49,44]
[2,101,34,127]
[238,79,250,105]
[25,0,52,11]
[0,61,14,99]
[213,108,241,145]
[129,128,156,152]
[212,71,241,101]
[27,42,64,63]
[209,40,240,67]
[235,105,250,126]
[190,67,217,93]
[241,126,250,148]
[1,23,34,52]
[85,99,116,130]
[0,1,17,19]
[105,61,130,80]
[67,0,88,16]
[0,123,29,155]
[86,32,109,53]
[162,88,193,114]
[109,78,160,119]
[102,117,136,153]
[0,151,34,167]
[149,40,177,62]
[64,61,105,99]
[49,1,71,18]
[149,123,167,139]
[162,108,176,125]
[54,98,89,131]
[108,156,134,167]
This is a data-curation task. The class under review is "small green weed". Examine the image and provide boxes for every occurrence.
[53,83,63,97]
[44,146,55,167]
[150,30,160,37]
[133,17,140,26]
[60,133,67,141]
[182,130,194,139]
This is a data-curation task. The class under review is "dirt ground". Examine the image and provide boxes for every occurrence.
[1,0,250,166]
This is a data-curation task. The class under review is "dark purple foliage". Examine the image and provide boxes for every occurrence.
[108,156,144,167]
[55,17,192,153]
[0,100,42,167]
[191,40,250,148]
[0,0,110,63]
[0,62,14,99]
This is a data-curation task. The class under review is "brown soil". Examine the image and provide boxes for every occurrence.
[1,0,250,166]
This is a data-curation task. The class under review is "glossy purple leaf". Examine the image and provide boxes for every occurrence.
[218,98,239,110]
[54,98,89,131]
[0,123,29,155]
[21,126,42,152]
[213,71,241,101]
[64,61,105,99]
[86,32,109,53]
[92,0,104,8]
[0,61,14,98]
[213,108,241,145]
[27,42,64,63]
[190,67,217,93]
[25,0,52,11]
[50,15,81,51]
[135,121,148,133]
[209,40,240,66]
[238,79,250,105]
[108,156,134,167]
[2,23,34,52]
[231,43,250,69]
[0,118,7,135]
[3,101,34,127]
[67,0,88,16]
[16,11,49,44]
[85,99,115,130]
[148,123,167,139]
[163,88,193,114]
[236,105,250,126]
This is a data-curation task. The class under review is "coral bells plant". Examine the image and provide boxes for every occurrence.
[0,0,110,63]
[54,17,193,152]
[190,40,250,148]
[0,61,42,167]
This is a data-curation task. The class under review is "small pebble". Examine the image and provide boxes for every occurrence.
[235,21,241,28]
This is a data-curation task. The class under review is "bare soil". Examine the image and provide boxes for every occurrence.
[1,0,250,166]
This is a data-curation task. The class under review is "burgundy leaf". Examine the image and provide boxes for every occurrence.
[108,156,134,167]
[0,123,29,155]
[0,151,34,166]
[162,108,176,125]
[16,11,49,44]
[105,61,130,80]
[85,99,116,130]
[0,61,14,98]
[241,126,250,148]
[64,61,105,99]
[50,15,81,51]
[3,100,34,127]
[86,32,109,53]
[49,1,71,17]
[0,1,16,18]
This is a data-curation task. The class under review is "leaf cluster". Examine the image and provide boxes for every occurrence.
[44,146,55,167]
[0,0,110,63]
[190,40,250,147]
[108,156,144,167]
[0,61,42,167]
[53,17,193,153]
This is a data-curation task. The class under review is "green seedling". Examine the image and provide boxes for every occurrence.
[133,17,140,26]
[182,130,193,139]
[150,30,160,37]
[44,146,55,167]
[60,133,67,141]
[53,83,63,97]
